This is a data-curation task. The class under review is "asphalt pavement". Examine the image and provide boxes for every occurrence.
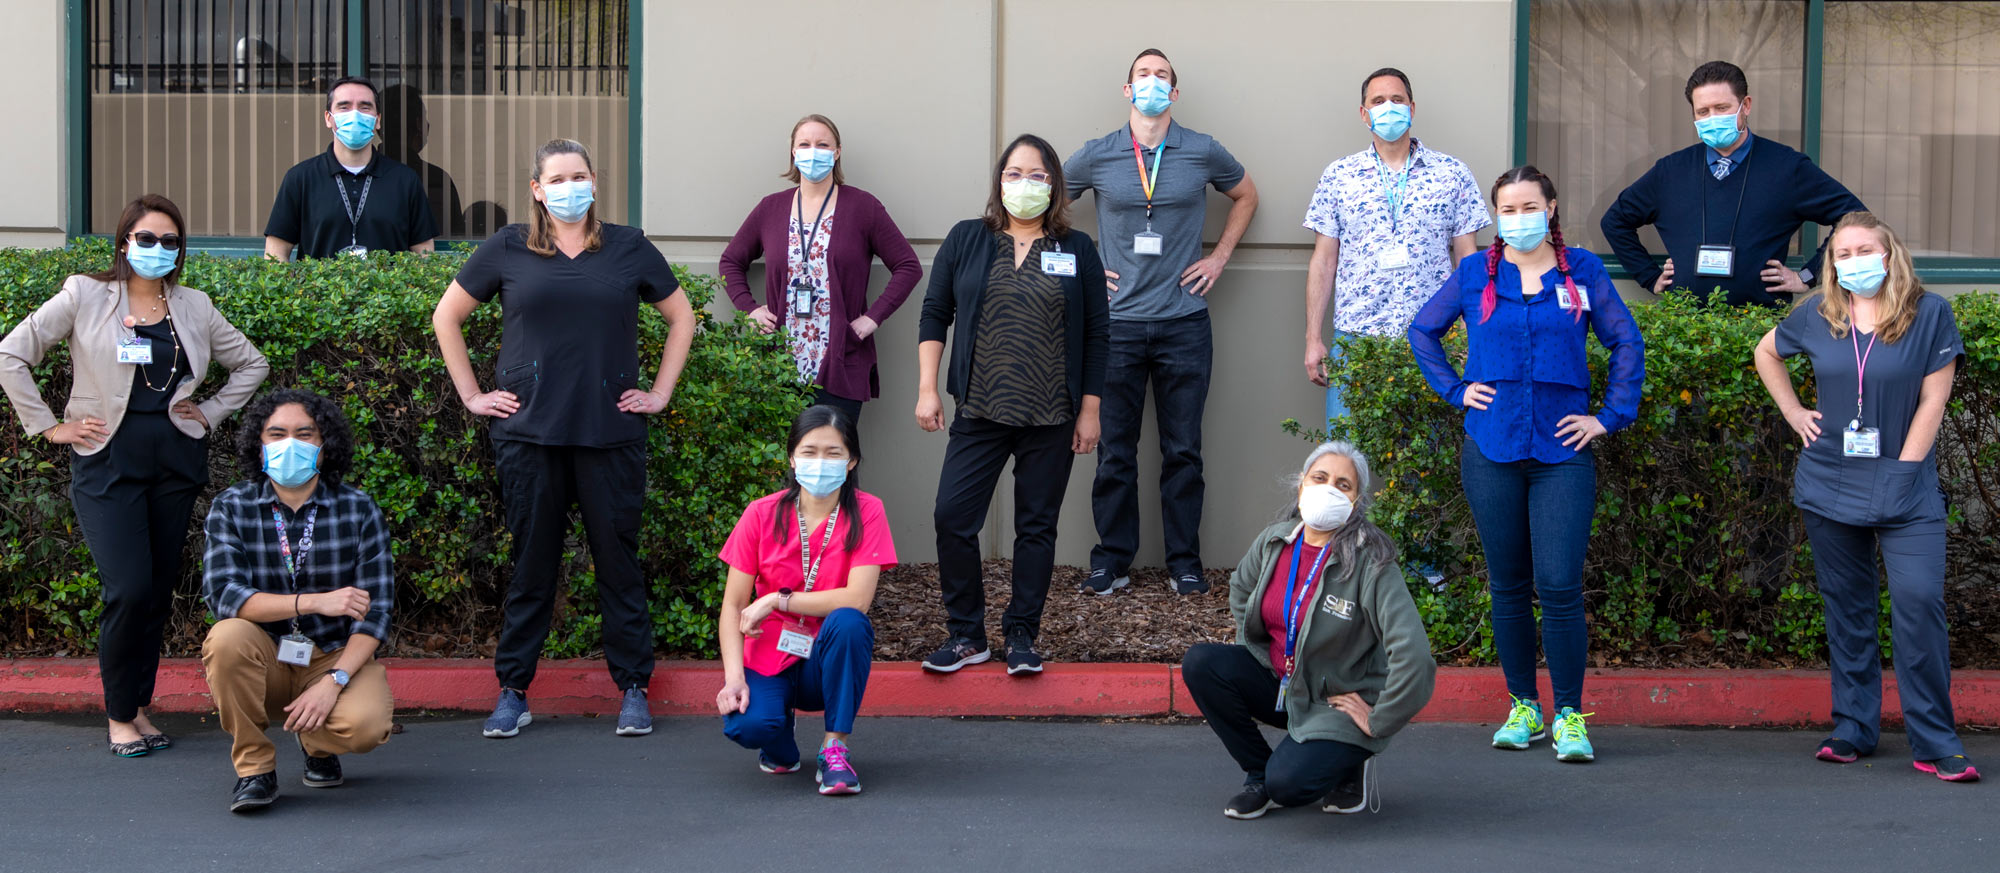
[0,713,1992,872]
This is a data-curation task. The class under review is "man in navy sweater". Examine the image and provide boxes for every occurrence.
[1601,61,1865,307]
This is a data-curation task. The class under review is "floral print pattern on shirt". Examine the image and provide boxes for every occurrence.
[784,208,836,384]
[1302,139,1491,338]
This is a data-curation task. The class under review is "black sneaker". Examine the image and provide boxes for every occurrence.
[1081,568,1130,595]
[1815,737,1863,764]
[1173,573,1210,596]
[1914,755,1982,783]
[1321,757,1375,814]
[921,637,991,673]
[1004,629,1044,676]
[299,733,343,788]
[1223,782,1277,820]
[230,772,279,813]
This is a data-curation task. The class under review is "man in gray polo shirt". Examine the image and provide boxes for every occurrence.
[1065,48,1259,596]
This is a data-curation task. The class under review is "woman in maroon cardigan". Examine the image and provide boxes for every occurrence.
[721,114,924,425]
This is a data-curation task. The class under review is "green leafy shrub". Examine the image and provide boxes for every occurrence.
[0,238,808,657]
[1290,289,1998,667]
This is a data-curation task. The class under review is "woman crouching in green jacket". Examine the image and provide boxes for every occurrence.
[1182,440,1437,821]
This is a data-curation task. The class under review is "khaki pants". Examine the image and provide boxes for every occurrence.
[200,618,393,777]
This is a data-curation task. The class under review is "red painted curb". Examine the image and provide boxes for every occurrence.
[5,659,1998,727]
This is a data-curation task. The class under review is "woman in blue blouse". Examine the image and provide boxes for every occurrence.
[1408,166,1645,764]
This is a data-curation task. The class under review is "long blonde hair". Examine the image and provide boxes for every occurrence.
[525,139,603,257]
[1817,212,1922,344]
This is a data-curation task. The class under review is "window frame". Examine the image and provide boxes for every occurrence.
[1513,0,2000,284]
[63,0,644,255]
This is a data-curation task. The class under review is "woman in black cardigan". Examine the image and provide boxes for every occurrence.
[914,132,1109,678]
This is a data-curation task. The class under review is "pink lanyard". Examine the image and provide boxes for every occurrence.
[1850,322,1877,428]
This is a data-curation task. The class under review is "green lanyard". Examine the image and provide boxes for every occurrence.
[1371,148,1412,232]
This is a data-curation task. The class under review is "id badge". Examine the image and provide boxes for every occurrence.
[1040,251,1078,276]
[337,244,369,257]
[1376,245,1413,271]
[277,633,315,666]
[1555,283,1593,312]
[116,337,153,365]
[1843,424,1881,458]
[1133,230,1164,256]
[1275,676,1289,712]
[788,279,815,317]
[776,627,815,659]
[1695,244,1735,277]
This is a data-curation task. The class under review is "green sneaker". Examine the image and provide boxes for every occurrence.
[1552,708,1596,762]
[1491,696,1545,749]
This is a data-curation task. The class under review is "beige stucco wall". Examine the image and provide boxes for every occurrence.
[651,0,1517,568]
[1,0,68,247]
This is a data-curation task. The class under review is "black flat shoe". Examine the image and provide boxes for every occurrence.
[107,735,149,758]
[141,733,171,751]
[299,733,343,788]
[230,773,278,813]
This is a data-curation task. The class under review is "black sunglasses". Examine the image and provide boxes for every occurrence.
[128,231,183,251]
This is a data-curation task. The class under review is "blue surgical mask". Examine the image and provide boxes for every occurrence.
[332,110,377,150]
[125,242,178,280]
[1695,113,1741,150]
[263,438,322,488]
[541,180,595,223]
[1497,212,1550,253]
[1837,253,1888,298]
[794,148,837,183]
[792,457,848,498]
[1368,102,1412,142]
[1130,75,1174,117]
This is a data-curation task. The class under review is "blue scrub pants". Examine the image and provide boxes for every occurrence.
[723,607,875,766]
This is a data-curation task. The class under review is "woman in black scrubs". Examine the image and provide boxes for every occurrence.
[1753,211,1976,783]
[433,139,697,740]
[0,194,268,756]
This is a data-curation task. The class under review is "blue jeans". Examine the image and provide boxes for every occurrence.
[722,607,875,766]
[1458,440,1596,712]
[1091,312,1213,578]
[1321,330,1358,430]
[1802,511,1962,761]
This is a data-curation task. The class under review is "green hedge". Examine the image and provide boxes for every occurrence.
[1294,290,2000,666]
[0,239,808,657]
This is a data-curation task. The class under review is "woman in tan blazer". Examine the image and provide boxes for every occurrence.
[0,194,268,757]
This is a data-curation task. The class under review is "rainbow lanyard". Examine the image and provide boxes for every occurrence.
[1130,130,1164,224]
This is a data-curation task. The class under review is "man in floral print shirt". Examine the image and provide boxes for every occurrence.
[1302,67,1490,428]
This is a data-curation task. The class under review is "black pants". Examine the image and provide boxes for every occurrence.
[810,388,863,429]
[70,412,207,721]
[933,414,1075,641]
[1091,312,1212,578]
[493,439,652,692]
[1181,643,1371,805]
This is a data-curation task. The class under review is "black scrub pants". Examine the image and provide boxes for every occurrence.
[1181,642,1372,805]
[1802,510,1964,761]
[933,415,1074,642]
[492,439,653,692]
[70,412,207,721]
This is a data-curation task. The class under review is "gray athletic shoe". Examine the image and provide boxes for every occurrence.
[615,687,653,736]
[482,689,531,738]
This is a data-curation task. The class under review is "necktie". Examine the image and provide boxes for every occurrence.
[1712,157,1732,180]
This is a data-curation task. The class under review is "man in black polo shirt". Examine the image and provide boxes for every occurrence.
[1601,60,1865,307]
[264,76,439,260]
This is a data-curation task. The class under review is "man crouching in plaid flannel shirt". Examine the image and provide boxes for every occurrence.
[200,389,395,813]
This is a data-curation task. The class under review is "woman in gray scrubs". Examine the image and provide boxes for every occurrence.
[1752,211,1976,783]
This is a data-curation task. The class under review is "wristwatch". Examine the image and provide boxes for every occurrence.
[328,669,350,688]
[778,587,793,612]
[1797,266,1814,286]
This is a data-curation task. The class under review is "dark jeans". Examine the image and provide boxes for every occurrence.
[1459,440,1596,712]
[1181,643,1371,805]
[810,388,863,429]
[724,608,875,767]
[1091,312,1212,578]
[1802,510,1962,760]
[70,412,207,721]
[493,439,653,692]
[934,414,1075,642]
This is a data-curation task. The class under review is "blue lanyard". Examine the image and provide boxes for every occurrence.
[1371,148,1412,232]
[1281,537,1334,671]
